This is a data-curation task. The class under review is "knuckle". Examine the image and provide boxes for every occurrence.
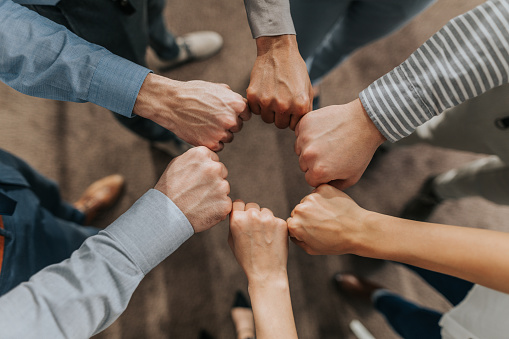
[259,96,272,108]
[274,99,290,113]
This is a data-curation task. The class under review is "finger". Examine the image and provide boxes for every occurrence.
[298,154,308,172]
[219,162,228,179]
[274,111,291,129]
[245,202,261,211]
[260,108,275,124]
[213,142,225,152]
[290,237,309,251]
[232,199,246,212]
[248,101,261,116]
[219,83,231,90]
[208,150,220,162]
[239,100,252,121]
[294,119,302,137]
[294,138,302,156]
[221,131,234,144]
[229,117,244,133]
[329,174,361,190]
[289,114,301,131]
[261,207,275,217]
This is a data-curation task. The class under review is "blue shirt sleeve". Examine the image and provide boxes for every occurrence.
[0,0,151,117]
[0,189,194,338]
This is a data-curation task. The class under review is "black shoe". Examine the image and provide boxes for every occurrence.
[198,330,215,339]
[400,176,443,221]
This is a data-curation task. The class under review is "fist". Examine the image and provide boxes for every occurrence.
[155,147,232,232]
[287,185,368,255]
[294,100,386,190]
[228,200,289,283]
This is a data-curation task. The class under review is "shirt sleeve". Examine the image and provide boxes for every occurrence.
[359,0,509,142]
[243,0,296,38]
[0,0,151,117]
[0,189,194,339]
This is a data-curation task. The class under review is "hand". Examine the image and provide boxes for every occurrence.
[247,35,312,130]
[287,184,370,255]
[134,74,251,151]
[155,146,232,232]
[228,200,289,283]
[295,99,386,190]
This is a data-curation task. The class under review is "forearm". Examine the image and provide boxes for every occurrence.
[360,0,509,142]
[248,275,298,339]
[243,0,295,38]
[0,189,193,338]
[0,0,150,117]
[354,212,509,294]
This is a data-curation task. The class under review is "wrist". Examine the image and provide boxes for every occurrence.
[133,74,180,125]
[351,211,393,259]
[248,273,290,296]
[255,34,297,56]
[354,98,387,147]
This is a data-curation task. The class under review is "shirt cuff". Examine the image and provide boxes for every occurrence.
[87,53,152,118]
[103,189,194,275]
[244,0,296,38]
[359,64,435,143]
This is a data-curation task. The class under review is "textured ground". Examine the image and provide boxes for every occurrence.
[2,0,507,338]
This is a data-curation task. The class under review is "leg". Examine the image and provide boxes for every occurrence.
[290,0,350,61]
[307,0,435,83]
[434,156,509,204]
[396,84,509,162]
[373,290,442,339]
[147,0,180,60]
[404,265,473,306]
[0,149,84,224]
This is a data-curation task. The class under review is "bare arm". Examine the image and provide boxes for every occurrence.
[288,184,509,294]
[229,201,298,339]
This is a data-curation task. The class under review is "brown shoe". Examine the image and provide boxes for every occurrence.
[73,174,125,225]
[333,273,383,303]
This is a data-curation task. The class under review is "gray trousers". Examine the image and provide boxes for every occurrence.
[395,84,509,205]
[290,0,436,84]
[27,0,178,141]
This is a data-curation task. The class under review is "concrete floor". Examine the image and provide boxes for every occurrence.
[1,0,508,338]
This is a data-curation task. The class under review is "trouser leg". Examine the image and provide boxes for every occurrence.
[290,0,350,61]
[147,0,180,60]
[306,0,435,83]
[392,85,509,204]
[433,156,509,204]
[404,265,473,306]
[0,149,84,224]
[373,290,442,339]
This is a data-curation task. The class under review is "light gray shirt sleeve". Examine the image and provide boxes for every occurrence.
[243,0,296,38]
[0,189,194,339]
[359,0,509,142]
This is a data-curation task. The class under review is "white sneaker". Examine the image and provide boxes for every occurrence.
[152,31,223,71]
[151,138,193,157]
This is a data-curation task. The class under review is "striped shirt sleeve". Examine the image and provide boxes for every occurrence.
[359,0,509,142]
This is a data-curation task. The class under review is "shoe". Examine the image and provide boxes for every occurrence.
[400,176,443,222]
[332,273,382,303]
[198,330,215,339]
[151,137,193,158]
[231,291,255,339]
[73,174,125,225]
[153,31,223,71]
